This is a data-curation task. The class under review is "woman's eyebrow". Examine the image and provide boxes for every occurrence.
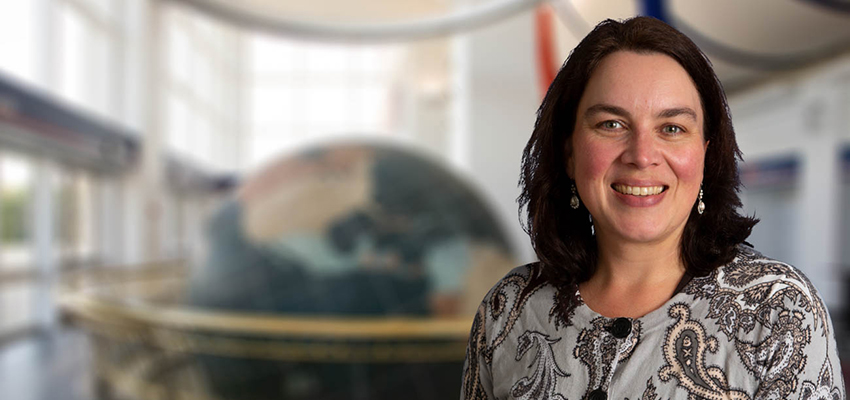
[584,103,630,119]
[584,104,698,122]
[657,107,698,121]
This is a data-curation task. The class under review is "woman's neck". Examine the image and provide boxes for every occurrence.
[593,234,684,286]
[578,233,686,318]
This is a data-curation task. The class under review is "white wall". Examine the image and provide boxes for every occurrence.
[730,52,850,309]
[453,12,540,264]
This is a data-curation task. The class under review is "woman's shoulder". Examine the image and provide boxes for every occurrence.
[688,243,832,335]
[712,244,819,295]
[475,261,558,321]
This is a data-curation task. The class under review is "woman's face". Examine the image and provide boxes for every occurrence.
[568,51,708,246]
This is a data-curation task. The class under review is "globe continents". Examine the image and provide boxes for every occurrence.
[187,141,518,399]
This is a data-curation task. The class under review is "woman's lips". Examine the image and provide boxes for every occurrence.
[610,184,668,207]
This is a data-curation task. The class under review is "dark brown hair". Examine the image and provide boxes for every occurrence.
[518,17,757,293]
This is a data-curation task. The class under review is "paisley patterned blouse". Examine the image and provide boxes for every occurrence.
[461,246,845,400]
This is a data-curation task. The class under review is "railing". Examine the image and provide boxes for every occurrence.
[59,262,472,400]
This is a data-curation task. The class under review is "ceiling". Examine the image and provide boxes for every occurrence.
[174,0,850,90]
[560,0,850,91]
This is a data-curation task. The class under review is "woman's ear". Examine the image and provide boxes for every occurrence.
[565,139,575,179]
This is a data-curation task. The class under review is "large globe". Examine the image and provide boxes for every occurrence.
[187,141,518,399]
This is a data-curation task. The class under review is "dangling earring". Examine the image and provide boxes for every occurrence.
[697,185,705,215]
[589,214,595,236]
[570,183,580,209]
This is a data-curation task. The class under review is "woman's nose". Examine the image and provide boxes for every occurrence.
[620,128,660,168]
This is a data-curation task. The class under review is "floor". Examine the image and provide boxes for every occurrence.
[0,327,93,400]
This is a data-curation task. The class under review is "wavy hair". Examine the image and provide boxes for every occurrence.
[518,17,757,296]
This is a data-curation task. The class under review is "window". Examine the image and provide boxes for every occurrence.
[0,2,37,85]
[55,169,96,263]
[0,153,33,270]
[163,4,241,172]
[0,282,35,333]
[247,35,402,169]
[57,0,122,120]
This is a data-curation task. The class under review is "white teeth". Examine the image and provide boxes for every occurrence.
[613,184,665,196]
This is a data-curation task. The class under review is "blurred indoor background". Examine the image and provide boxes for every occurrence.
[0,0,849,399]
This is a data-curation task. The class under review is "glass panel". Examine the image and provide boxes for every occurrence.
[251,84,293,125]
[52,168,95,262]
[305,85,350,127]
[0,1,36,85]
[164,3,239,171]
[195,55,214,107]
[167,96,191,154]
[246,35,402,167]
[360,86,390,129]
[357,46,399,74]
[194,115,214,166]
[167,23,193,86]
[305,45,352,74]
[58,1,116,120]
[289,85,310,130]
[0,281,35,333]
[59,3,88,108]
[251,35,295,74]
[76,0,116,23]
[250,127,296,166]
[54,171,78,259]
[76,173,95,259]
[0,154,33,270]
[89,30,112,117]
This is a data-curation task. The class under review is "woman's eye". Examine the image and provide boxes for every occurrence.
[600,121,623,129]
[662,125,683,135]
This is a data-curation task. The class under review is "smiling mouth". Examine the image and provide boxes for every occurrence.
[612,184,667,196]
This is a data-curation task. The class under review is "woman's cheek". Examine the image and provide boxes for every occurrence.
[667,146,706,183]
[579,143,617,181]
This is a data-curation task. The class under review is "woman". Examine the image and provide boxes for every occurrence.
[461,16,845,400]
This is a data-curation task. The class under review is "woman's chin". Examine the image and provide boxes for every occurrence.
[603,220,677,244]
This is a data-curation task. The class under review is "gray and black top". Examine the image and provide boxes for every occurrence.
[461,246,845,400]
